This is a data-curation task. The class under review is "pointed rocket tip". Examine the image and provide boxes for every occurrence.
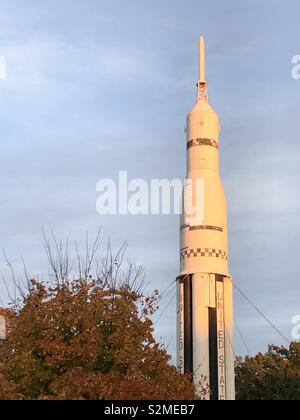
[199,35,206,84]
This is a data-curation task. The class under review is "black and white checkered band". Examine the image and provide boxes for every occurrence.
[187,138,219,150]
[180,248,228,261]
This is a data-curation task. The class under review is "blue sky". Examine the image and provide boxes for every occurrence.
[0,0,300,357]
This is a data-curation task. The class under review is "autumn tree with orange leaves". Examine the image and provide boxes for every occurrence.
[0,234,205,400]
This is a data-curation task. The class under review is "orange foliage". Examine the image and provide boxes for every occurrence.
[0,279,200,400]
[0,374,23,400]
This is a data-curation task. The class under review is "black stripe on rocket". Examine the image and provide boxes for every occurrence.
[184,276,193,375]
[178,275,193,375]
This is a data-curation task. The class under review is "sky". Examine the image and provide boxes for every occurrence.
[0,0,300,358]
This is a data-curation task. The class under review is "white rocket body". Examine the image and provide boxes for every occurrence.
[177,37,235,400]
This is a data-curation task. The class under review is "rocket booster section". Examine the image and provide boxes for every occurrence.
[177,36,235,401]
[180,79,229,277]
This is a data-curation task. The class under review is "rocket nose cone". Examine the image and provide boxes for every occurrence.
[191,99,217,115]
[188,98,220,139]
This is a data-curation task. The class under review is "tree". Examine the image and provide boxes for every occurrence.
[0,235,202,400]
[0,374,23,400]
[236,343,300,400]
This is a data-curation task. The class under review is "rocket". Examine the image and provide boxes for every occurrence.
[176,36,235,400]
